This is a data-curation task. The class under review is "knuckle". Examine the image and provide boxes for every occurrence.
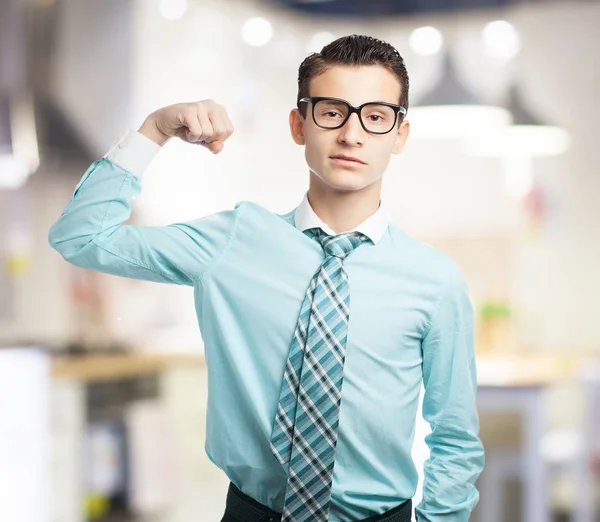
[195,101,209,115]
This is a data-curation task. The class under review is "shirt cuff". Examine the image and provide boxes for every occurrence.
[104,129,161,179]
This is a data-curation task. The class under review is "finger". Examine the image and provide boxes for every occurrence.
[181,109,205,142]
[206,107,234,154]
[202,106,229,145]
[195,106,214,143]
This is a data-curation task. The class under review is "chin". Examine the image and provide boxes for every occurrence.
[315,169,378,193]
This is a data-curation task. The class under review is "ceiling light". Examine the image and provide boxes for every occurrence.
[242,17,273,47]
[159,0,187,21]
[482,20,521,60]
[409,26,443,56]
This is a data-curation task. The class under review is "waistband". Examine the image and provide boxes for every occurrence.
[224,482,413,522]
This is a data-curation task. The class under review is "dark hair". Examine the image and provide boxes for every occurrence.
[297,34,409,118]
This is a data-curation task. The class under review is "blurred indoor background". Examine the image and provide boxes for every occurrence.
[1,0,599,521]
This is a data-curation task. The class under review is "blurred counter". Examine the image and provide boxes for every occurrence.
[49,350,598,385]
[475,353,589,387]
[51,352,205,381]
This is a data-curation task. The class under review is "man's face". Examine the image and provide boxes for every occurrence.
[290,65,410,193]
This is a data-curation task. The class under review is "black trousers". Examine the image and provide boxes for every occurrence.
[220,482,413,522]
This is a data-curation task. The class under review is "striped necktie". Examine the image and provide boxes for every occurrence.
[270,227,372,522]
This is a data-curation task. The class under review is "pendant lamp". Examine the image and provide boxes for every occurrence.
[409,53,512,139]
[464,84,570,197]
[464,84,570,157]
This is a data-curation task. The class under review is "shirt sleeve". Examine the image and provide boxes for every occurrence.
[104,129,161,178]
[48,157,241,286]
[415,272,485,522]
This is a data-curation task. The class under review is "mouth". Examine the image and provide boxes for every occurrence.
[329,155,367,165]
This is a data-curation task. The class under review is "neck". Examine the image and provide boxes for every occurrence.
[307,172,382,234]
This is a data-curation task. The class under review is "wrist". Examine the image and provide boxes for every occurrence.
[138,117,170,146]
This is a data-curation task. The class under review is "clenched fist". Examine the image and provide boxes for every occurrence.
[139,100,234,153]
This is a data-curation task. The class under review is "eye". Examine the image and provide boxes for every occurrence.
[363,104,394,125]
[322,110,343,118]
[365,112,391,124]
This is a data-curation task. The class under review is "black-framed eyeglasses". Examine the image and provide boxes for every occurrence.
[298,96,407,135]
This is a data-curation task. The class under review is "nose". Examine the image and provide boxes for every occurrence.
[338,112,365,146]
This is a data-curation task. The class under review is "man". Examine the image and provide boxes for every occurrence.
[49,35,484,522]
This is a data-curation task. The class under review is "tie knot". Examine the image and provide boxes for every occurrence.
[309,228,371,259]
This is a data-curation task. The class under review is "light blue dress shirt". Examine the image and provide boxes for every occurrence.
[48,131,484,522]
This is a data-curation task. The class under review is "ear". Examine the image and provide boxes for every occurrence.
[391,119,410,155]
[289,108,306,145]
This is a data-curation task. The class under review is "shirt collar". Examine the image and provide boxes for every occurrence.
[294,191,389,244]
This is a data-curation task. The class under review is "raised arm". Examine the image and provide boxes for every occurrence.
[48,100,237,286]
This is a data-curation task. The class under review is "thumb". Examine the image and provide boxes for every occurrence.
[204,140,224,154]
